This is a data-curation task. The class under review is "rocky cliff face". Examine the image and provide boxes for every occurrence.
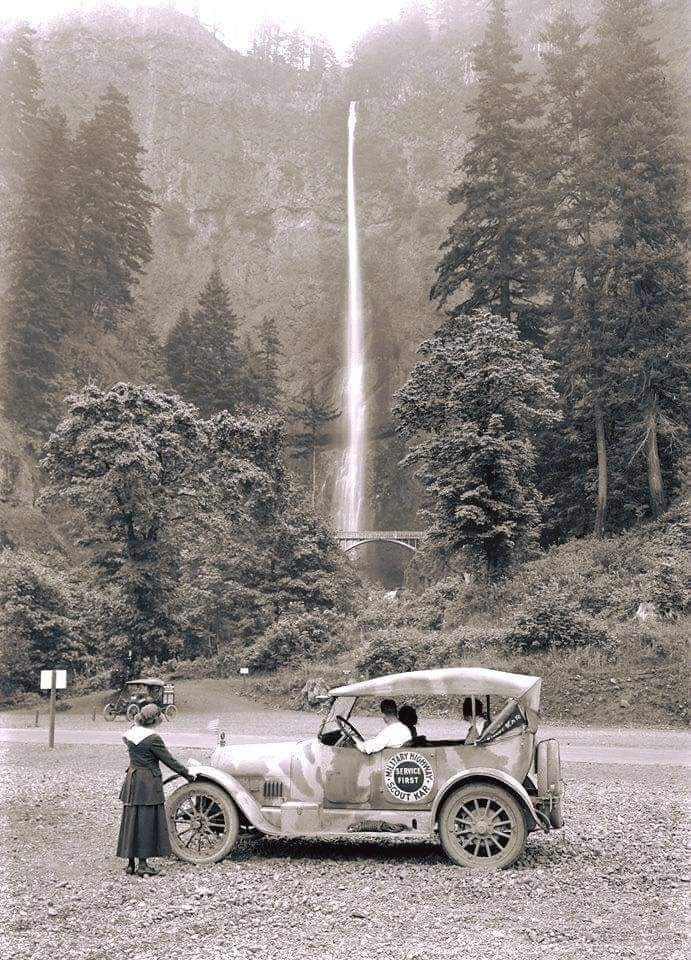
[4,1,684,553]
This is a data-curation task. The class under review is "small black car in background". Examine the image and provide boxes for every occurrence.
[103,677,177,721]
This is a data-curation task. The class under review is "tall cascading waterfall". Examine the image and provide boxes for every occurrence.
[335,101,366,532]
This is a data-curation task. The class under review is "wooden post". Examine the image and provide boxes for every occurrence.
[48,670,56,749]
[34,710,39,727]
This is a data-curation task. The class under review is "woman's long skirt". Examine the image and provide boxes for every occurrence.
[116,803,171,858]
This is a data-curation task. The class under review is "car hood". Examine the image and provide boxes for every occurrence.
[210,739,302,778]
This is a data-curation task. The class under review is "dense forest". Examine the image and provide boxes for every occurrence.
[0,0,687,706]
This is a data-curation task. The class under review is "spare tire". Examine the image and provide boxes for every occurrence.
[536,739,562,796]
[536,739,564,828]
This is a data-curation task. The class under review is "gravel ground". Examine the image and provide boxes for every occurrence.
[0,743,688,960]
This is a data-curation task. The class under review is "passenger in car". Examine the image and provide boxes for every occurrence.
[355,699,411,754]
[463,697,487,745]
[398,704,418,744]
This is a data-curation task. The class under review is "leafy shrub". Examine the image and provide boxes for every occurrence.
[356,627,427,676]
[246,610,345,672]
[401,577,466,631]
[505,591,612,652]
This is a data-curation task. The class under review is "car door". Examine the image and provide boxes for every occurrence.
[322,745,374,806]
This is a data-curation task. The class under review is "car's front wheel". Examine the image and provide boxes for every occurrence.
[438,783,527,869]
[103,704,116,721]
[166,782,239,864]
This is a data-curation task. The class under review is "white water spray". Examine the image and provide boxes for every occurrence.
[335,101,366,531]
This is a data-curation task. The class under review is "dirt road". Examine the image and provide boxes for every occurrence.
[1,700,688,767]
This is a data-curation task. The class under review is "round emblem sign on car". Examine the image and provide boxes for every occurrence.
[384,751,435,803]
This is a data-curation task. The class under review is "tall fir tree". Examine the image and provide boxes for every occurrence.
[586,0,688,518]
[290,382,341,510]
[2,109,75,435]
[165,270,245,416]
[72,84,154,327]
[256,315,283,408]
[394,311,560,573]
[431,0,542,338]
[532,10,615,538]
[0,23,43,199]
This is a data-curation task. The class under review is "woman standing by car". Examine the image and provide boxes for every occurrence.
[117,702,195,877]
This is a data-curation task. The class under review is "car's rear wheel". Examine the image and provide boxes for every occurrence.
[438,783,527,869]
[166,782,239,864]
[126,703,139,721]
[164,704,178,720]
[103,704,116,721]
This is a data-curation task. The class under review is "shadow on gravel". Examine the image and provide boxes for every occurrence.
[230,834,448,865]
[226,832,575,869]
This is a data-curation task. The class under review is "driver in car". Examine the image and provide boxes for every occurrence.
[354,699,412,754]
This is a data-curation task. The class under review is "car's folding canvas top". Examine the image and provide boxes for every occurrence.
[125,677,164,686]
[329,667,542,710]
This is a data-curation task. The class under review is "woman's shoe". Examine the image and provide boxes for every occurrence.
[124,865,136,875]
[136,865,161,877]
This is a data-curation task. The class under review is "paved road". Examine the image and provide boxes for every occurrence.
[1,720,688,767]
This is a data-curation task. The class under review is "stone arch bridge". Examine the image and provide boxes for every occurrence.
[336,530,425,553]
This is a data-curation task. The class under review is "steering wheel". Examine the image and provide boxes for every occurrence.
[336,714,364,745]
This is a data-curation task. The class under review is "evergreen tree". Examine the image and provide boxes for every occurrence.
[0,23,43,199]
[2,109,75,435]
[165,270,245,416]
[290,382,341,510]
[72,84,154,327]
[256,315,283,408]
[394,311,560,573]
[431,0,542,338]
[533,11,614,537]
[587,0,688,518]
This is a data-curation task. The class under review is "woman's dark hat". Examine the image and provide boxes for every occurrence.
[138,703,162,724]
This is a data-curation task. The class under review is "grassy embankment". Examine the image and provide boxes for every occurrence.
[14,516,689,729]
[236,516,691,729]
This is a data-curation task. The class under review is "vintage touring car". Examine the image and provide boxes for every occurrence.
[165,667,564,869]
[103,677,177,722]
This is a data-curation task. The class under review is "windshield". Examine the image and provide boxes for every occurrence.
[319,696,356,740]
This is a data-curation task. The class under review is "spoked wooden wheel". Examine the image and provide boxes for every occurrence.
[166,782,239,864]
[438,783,526,869]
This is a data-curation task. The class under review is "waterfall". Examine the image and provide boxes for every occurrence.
[335,101,366,532]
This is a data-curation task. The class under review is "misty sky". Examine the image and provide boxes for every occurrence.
[3,0,411,57]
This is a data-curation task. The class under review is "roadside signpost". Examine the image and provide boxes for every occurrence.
[40,669,67,748]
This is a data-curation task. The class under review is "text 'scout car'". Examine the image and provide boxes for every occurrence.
[165,667,564,869]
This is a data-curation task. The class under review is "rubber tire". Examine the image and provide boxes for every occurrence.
[126,703,139,721]
[103,704,116,721]
[536,739,561,796]
[164,704,178,721]
[438,783,527,870]
[166,782,239,865]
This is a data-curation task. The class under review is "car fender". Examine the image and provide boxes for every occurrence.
[188,764,281,836]
[432,768,542,831]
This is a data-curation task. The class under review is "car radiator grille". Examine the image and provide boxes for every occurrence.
[262,780,284,800]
